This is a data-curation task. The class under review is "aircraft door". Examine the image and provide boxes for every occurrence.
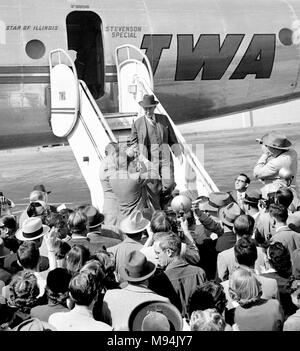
[115,45,154,113]
[66,11,104,99]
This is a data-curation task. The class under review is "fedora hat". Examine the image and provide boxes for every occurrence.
[84,205,104,229]
[201,192,232,212]
[243,189,262,205]
[121,250,156,283]
[219,202,243,227]
[119,210,149,234]
[16,217,50,241]
[33,184,51,194]
[139,94,159,108]
[0,238,10,258]
[128,300,183,331]
[256,131,292,150]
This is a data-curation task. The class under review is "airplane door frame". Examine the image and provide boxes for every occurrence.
[66,11,104,99]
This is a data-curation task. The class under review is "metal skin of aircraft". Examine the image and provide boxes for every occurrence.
[0,0,300,149]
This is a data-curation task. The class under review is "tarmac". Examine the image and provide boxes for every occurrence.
[1,121,299,217]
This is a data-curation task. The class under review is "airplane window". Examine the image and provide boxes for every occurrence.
[25,39,46,59]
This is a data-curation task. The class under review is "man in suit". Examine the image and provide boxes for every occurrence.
[269,203,300,258]
[228,174,250,210]
[130,94,183,210]
[102,250,170,330]
[221,236,279,310]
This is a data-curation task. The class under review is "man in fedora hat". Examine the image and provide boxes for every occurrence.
[4,217,50,275]
[84,205,122,250]
[107,210,150,279]
[130,94,183,210]
[242,189,262,221]
[254,131,298,193]
[102,250,170,330]
[215,202,243,253]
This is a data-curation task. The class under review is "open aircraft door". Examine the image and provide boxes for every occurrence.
[49,49,116,211]
[115,44,153,114]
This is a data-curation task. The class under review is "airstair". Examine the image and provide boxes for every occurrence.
[48,46,218,212]
[115,44,219,197]
[49,49,117,211]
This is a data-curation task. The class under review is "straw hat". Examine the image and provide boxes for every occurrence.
[16,217,49,241]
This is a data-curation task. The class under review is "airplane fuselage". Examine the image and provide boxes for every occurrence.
[0,0,300,149]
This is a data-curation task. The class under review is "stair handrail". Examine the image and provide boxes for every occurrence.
[134,75,219,194]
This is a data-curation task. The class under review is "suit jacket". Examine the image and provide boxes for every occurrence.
[102,283,170,330]
[131,114,182,160]
[217,246,267,281]
[270,226,300,258]
[253,148,298,188]
[165,258,206,318]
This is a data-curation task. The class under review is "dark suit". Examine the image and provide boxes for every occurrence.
[131,114,182,209]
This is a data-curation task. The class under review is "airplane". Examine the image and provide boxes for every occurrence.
[0,0,300,152]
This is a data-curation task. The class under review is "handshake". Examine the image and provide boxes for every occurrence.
[126,144,139,158]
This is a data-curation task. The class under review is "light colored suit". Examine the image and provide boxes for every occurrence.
[49,305,112,331]
[254,148,298,190]
[102,283,170,330]
[217,246,267,281]
[270,226,300,258]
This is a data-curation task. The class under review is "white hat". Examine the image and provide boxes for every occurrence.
[119,211,149,234]
[16,217,49,241]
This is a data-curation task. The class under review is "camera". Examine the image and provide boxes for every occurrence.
[258,192,276,210]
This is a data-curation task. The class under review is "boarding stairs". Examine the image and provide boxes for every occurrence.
[115,44,219,197]
[49,49,118,211]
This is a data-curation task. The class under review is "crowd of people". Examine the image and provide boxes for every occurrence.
[0,94,299,331]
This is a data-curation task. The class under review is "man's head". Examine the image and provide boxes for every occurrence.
[0,215,17,238]
[269,203,288,226]
[234,236,258,268]
[234,174,250,192]
[242,189,262,213]
[275,188,294,208]
[153,231,181,268]
[139,94,158,119]
[233,215,255,238]
[256,131,292,156]
[69,271,97,307]
[17,241,40,270]
[188,281,227,319]
[67,210,88,236]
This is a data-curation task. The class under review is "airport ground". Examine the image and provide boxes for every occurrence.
[1,120,299,217]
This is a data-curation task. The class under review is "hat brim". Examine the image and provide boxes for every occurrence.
[256,138,292,150]
[139,101,159,108]
[128,300,183,331]
[119,217,150,234]
[15,224,50,241]
[242,199,259,205]
[218,207,235,227]
[121,260,156,283]
[200,202,219,212]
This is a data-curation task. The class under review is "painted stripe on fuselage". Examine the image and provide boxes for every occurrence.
[0,65,117,83]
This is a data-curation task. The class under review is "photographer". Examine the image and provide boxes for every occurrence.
[256,188,295,241]
[141,207,200,266]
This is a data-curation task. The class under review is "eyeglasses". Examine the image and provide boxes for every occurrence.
[235,178,246,183]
